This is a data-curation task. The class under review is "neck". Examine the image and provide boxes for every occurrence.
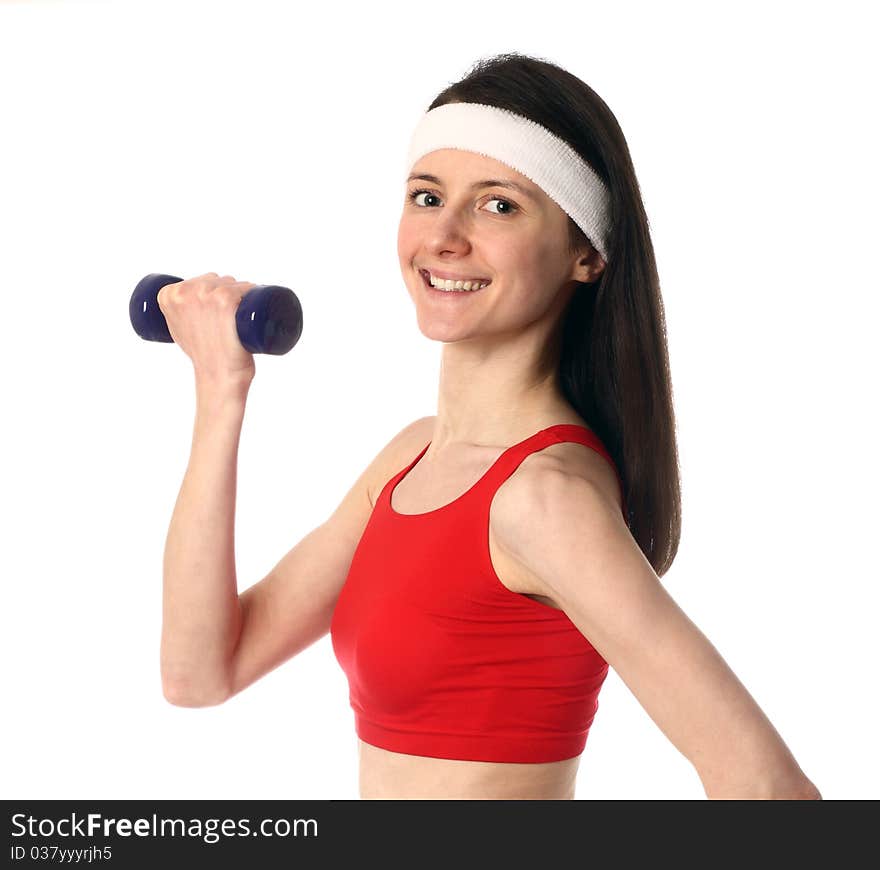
[430,317,572,452]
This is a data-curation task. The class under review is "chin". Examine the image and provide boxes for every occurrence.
[412,309,475,343]
[415,318,467,343]
[407,276,489,343]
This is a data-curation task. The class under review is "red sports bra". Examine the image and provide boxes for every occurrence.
[330,424,626,764]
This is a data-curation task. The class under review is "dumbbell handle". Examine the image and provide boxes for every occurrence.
[129,273,303,355]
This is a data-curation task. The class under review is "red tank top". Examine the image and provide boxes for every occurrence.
[330,424,626,764]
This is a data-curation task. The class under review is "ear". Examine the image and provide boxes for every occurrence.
[571,244,606,284]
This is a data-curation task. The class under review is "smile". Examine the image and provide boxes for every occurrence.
[419,269,490,296]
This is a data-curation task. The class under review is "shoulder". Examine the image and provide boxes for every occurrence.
[366,415,436,506]
[517,437,623,516]
[392,414,436,450]
[490,440,625,596]
[493,440,622,527]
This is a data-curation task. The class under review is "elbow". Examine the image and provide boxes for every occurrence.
[702,768,822,800]
[161,679,230,708]
[800,782,823,800]
[696,732,822,800]
[769,777,822,801]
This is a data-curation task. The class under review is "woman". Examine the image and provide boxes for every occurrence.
[158,52,821,800]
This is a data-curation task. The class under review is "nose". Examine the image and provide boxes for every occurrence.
[422,205,475,252]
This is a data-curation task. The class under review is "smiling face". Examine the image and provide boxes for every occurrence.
[397,148,603,344]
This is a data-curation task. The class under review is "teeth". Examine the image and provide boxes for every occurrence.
[426,271,489,292]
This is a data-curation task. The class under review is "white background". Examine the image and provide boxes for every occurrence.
[1,0,876,800]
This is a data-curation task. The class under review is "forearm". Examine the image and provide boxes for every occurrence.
[159,378,251,705]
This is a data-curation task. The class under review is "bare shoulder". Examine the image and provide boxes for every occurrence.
[366,415,436,506]
[518,438,623,515]
[489,436,625,600]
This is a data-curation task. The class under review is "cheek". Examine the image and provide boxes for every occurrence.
[497,240,537,273]
[502,270,563,316]
[397,217,418,257]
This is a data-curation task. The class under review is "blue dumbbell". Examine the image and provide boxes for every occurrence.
[130,273,303,355]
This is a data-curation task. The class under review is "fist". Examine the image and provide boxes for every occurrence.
[156,272,258,384]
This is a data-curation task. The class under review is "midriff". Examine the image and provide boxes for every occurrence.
[358,739,581,799]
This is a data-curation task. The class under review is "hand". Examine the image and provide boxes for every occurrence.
[156,272,258,384]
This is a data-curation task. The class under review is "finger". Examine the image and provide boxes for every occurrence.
[227,281,257,298]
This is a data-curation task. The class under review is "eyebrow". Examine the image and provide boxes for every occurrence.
[406,173,538,202]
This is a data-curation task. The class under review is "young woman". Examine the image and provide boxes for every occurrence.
[159,52,821,800]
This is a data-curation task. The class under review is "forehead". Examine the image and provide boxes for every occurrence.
[409,148,546,203]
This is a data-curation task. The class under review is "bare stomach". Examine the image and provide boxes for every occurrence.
[358,739,581,800]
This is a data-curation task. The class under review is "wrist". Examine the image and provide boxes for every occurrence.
[194,371,253,398]
[194,381,252,416]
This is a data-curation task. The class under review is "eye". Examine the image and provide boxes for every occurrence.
[406,188,520,215]
[483,196,518,215]
[408,188,439,207]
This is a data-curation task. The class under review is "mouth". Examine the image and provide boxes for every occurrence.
[418,268,491,298]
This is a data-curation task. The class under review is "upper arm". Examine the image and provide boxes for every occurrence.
[493,465,811,796]
[224,416,435,702]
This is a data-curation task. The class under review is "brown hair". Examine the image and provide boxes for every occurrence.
[427,52,681,577]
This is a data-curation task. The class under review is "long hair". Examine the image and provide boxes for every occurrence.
[427,52,681,577]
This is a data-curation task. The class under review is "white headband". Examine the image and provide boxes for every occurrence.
[403,102,611,263]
